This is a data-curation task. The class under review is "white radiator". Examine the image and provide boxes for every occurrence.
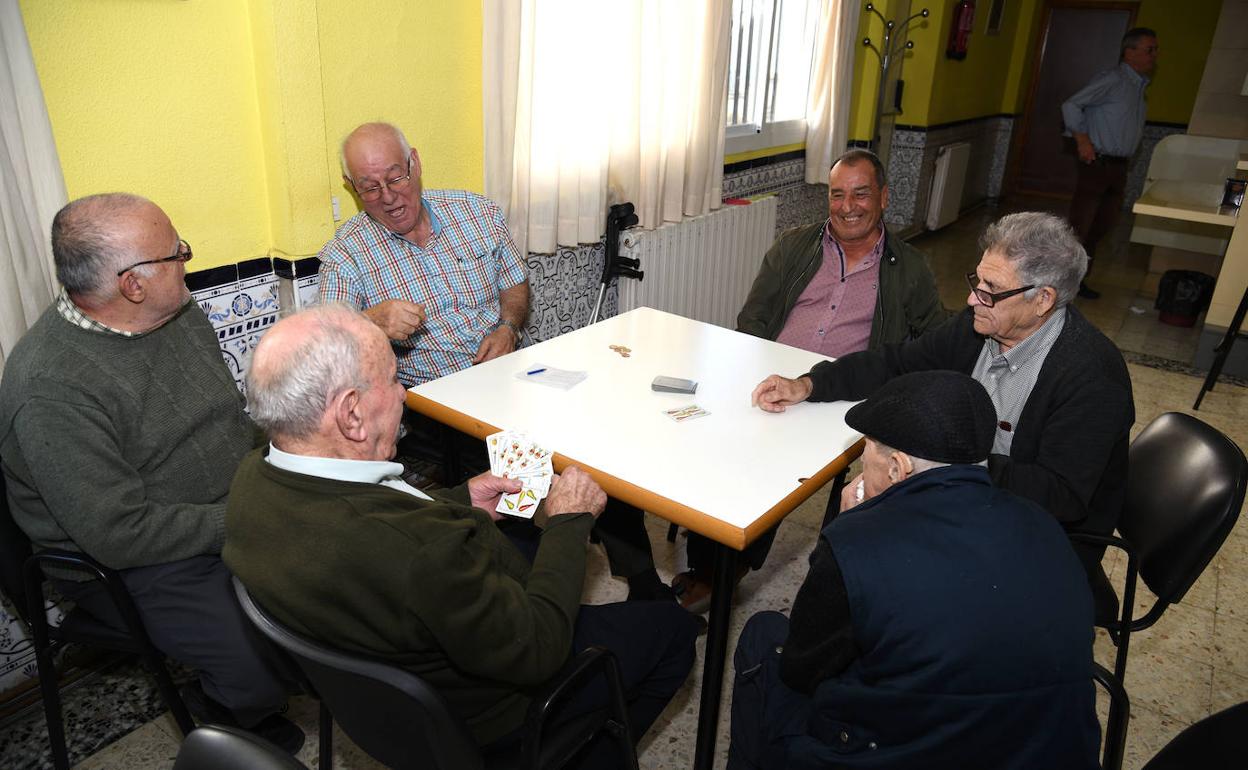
[616,196,778,329]
[926,142,971,230]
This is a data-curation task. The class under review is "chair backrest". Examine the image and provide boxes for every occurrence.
[173,724,309,770]
[0,465,36,623]
[232,577,483,770]
[1122,412,1247,605]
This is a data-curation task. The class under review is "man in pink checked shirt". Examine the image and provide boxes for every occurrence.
[318,121,529,388]
[675,148,949,612]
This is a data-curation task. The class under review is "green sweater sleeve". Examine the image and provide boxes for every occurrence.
[12,396,225,568]
[401,509,594,687]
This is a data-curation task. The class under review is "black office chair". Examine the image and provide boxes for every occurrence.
[1141,701,1248,769]
[233,577,638,770]
[0,466,196,770]
[1072,412,1246,689]
[173,724,309,770]
[1092,662,1129,770]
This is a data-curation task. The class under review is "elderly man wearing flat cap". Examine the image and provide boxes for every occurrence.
[751,211,1133,622]
[728,371,1100,770]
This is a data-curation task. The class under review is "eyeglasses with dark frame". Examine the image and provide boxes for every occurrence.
[116,240,193,276]
[353,157,413,203]
[965,272,1035,308]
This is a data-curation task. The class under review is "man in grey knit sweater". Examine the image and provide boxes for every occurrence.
[0,194,300,750]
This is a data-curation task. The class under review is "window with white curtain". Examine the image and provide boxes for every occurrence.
[725,0,823,155]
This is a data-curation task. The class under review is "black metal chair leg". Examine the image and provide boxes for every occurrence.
[34,643,71,770]
[141,652,196,736]
[318,700,333,769]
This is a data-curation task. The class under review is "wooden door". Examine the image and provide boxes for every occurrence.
[1010,1,1137,197]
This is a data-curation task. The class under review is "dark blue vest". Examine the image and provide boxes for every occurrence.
[790,465,1101,769]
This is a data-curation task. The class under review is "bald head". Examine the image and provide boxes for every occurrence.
[53,193,166,299]
[248,304,381,443]
[340,122,411,180]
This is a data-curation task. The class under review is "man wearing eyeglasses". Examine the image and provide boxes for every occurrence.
[750,212,1134,622]
[318,122,529,387]
[0,193,303,752]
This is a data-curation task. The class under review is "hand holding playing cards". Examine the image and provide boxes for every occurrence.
[468,472,523,520]
[543,467,607,523]
[751,374,814,413]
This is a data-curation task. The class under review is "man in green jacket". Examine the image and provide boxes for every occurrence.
[224,304,697,764]
[675,149,948,611]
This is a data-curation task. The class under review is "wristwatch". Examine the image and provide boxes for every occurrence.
[497,319,521,343]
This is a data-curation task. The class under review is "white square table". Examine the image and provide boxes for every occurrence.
[407,307,863,768]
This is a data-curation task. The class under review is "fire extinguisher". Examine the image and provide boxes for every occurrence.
[946,0,975,60]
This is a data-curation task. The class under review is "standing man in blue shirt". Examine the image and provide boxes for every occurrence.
[1061,27,1159,300]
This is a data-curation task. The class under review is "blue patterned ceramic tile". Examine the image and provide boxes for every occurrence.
[525,241,618,343]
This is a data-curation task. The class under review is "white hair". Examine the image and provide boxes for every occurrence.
[247,304,370,440]
[979,212,1088,308]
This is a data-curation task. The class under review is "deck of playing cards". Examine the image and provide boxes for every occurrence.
[486,430,554,519]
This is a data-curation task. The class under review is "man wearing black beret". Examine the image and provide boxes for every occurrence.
[751,211,1133,622]
[728,371,1100,770]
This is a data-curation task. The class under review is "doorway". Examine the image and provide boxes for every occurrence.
[1009,1,1138,197]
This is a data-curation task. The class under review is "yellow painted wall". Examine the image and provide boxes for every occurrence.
[20,0,272,269]
[1134,0,1222,124]
[19,0,484,271]
[316,0,484,223]
[840,0,1220,139]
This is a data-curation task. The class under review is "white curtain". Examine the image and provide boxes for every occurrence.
[804,0,860,183]
[484,0,731,255]
[0,0,64,373]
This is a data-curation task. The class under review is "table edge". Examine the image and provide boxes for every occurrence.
[406,391,863,550]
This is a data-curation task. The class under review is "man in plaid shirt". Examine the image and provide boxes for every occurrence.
[318,122,529,386]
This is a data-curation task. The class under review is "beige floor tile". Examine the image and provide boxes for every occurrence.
[1120,703,1190,770]
[1212,613,1248,678]
[73,719,180,770]
[1117,648,1214,724]
[1211,668,1248,713]
[1216,556,1248,620]
[1127,603,1216,666]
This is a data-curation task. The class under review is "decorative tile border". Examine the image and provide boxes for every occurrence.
[1,596,67,709]
[723,157,807,199]
[525,241,618,342]
[187,258,279,397]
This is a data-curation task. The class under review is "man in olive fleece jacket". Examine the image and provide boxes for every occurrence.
[224,304,697,762]
[677,149,948,610]
[0,194,295,737]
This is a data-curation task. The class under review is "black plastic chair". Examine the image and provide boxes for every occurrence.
[173,724,309,770]
[1072,412,1246,690]
[1142,701,1248,769]
[0,465,196,770]
[233,577,638,770]
[1092,662,1129,770]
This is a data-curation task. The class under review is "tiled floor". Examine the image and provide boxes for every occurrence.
[9,197,1248,768]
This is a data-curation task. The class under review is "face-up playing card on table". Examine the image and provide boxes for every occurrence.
[486,430,554,518]
[664,404,710,422]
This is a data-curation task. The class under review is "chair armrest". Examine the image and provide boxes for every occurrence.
[522,646,637,770]
[23,549,149,642]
